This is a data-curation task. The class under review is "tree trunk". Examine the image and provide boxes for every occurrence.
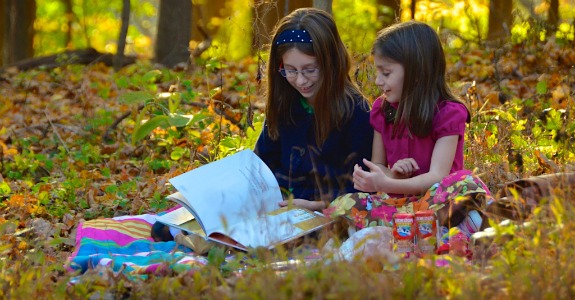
[2,0,36,65]
[114,0,131,71]
[487,0,513,41]
[377,0,401,27]
[313,0,332,14]
[252,0,313,51]
[0,0,4,66]
[155,0,192,68]
[410,0,416,20]
[62,0,73,49]
[548,0,559,29]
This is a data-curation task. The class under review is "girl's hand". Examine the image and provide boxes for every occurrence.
[391,158,419,179]
[279,198,326,211]
[353,159,387,192]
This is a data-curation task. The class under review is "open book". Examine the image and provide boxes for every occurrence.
[156,149,333,251]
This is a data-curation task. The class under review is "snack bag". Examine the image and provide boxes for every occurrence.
[415,210,437,256]
[393,213,415,258]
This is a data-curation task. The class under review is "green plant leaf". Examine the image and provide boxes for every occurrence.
[545,109,563,130]
[168,113,193,127]
[115,76,129,88]
[142,70,162,83]
[536,81,548,94]
[119,91,155,104]
[190,113,210,124]
[207,246,227,268]
[170,147,186,160]
[0,181,11,196]
[133,115,169,142]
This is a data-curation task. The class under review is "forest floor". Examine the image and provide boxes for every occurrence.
[0,37,574,298]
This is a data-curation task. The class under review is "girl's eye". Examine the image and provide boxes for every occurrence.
[302,68,319,75]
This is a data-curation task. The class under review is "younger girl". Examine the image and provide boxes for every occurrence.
[325,21,493,255]
[255,8,373,211]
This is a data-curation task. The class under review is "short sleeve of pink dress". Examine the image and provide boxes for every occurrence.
[370,97,468,176]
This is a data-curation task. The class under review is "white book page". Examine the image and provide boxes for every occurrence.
[218,209,304,248]
[157,206,195,225]
[155,207,207,237]
[168,150,283,239]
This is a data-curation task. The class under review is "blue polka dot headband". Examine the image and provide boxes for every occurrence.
[275,29,312,45]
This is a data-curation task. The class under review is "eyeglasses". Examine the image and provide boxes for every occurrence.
[279,67,320,79]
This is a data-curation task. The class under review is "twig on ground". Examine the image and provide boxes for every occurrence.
[45,109,70,153]
[103,104,144,142]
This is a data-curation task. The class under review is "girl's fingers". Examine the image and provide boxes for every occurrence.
[406,158,419,170]
[353,164,368,179]
[362,158,379,171]
[393,164,406,174]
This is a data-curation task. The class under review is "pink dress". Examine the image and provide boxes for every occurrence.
[370,97,468,176]
[324,97,494,256]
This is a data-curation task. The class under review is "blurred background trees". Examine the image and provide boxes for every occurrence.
[1,0,36,65]
[1,0,574,68]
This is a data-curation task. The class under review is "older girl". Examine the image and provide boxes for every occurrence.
[255,8,373,211]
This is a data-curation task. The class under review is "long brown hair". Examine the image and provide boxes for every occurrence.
[372,21,469,137]
[265,8,366,145]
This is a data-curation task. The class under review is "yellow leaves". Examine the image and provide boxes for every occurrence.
[483,92,505,109]
[0,95,13,115]
[4,194,45,217]
[534,1,549,14]
[6,194,26,207]
[452,52,492,80]
[17,240,28,251]
[200,130,214,145]
[27,204,45,215]
[0,140,18,157]
[79,169,103,180]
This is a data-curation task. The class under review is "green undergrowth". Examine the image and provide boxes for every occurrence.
[1,28,575,298]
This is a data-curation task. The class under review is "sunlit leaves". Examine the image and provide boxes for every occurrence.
[170,147,188,161]
[142,70,163,83]
[119,91,155,104]
[0,182,11,197]
[333,0,381,54]
[536,81,548,94]
[133,115,169,143]
[485,123,499,148]
[2,13,575,295]
[542,109,563,131]
[556,22,575,44]
[167,113,193,127]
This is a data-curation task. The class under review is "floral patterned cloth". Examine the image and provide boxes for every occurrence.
[323,170,494,231]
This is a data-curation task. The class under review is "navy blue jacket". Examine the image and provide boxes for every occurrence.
[254,97,373,202]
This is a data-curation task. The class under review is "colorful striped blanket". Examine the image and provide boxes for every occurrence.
[66,213,208,277]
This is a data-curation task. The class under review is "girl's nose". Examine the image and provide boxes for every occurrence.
[375,74,385,88]
[295,73,308,84]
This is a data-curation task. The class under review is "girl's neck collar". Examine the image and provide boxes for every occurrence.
[383,100,397,124]
[386,100,399,108]
[300,98,314,114]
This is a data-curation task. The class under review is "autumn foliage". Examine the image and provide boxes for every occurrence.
[0,29,574,298]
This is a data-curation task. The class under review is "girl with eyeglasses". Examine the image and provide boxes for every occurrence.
[254,8,373,212]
